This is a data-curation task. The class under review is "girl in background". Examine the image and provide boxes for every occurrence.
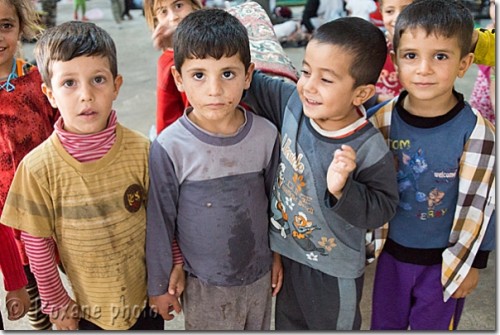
[143,0,202,136]
[469,0,495,124]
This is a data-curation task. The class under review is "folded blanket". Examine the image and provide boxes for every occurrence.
[227,1,299,83]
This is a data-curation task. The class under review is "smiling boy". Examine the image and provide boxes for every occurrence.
[242,17,399,330]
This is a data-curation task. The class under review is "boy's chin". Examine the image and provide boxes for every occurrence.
[302,106,317,119]
[302,106,330,122]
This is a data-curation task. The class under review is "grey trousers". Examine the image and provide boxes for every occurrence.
[182,271,272,330]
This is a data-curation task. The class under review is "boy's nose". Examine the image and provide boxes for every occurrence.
[302,77,317,93]
[416,59,432,75]
[80,84,94,102]
[207,79,223,96]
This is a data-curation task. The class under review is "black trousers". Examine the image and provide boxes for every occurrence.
[275,256,364,330]
[78,305,164,330]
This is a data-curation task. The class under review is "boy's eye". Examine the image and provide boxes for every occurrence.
[193,72,204,80]
[63,80,75,88]
[403,53,416,60]
[174,2,184,9]
[321,78,333,84]
[222,71,234,79]
[435,53,448,61]
[300,69,310,77]
[93,76,106,84]
[383,9,394,15]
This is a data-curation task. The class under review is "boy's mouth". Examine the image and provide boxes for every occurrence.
[305,97,321,105]
[79,109,97,116]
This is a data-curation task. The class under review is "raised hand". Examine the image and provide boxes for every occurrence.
[152,20,177,51]
[327,145,356,199]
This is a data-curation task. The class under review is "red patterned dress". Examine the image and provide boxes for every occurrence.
[0,59,59,263]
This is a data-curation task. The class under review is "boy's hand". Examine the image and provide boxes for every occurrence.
[152,21,176,51]
[150,292,182,321]
[271,252,283,297]
[452,268,479,299]
[50,299,81,330]
[327,145,356,198]
[5,287,30,320]
[168,264,185,297]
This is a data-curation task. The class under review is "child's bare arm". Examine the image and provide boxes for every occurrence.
[152,20,176,51]
[149,292,181,322]
[50,299,81,330]
[5,287,29,321]
[490,69,495,111]
[271,252,283,297]
[167,264,185,298]
[149,263,184,321]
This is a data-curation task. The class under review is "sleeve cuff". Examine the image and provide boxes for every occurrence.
[471,250,490,269]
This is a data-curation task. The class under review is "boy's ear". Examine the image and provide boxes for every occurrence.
[457,52,474,78]
[244,62,255,89]
[171,66,184,92]
[41,83,58,108]
[390,50,398,73]
[353,84,376,106]
[113,74,123,100]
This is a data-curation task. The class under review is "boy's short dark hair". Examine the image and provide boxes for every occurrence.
[173,8,251,73]
[393,0,474,58]
[34,21,118,87]
[312,17,387,87]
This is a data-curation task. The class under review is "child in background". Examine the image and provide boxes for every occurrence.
[73,0,88,21]
[143,0,299,138]
[242,17,399,330]
[345,0,377,21]
[301,0,346,38]
[110,0,125,24]
[146,8,283,330]
[374,0,412,104]
[369,0,384,28]
[0,21,164,330]
[0,0,59,330]
[369,0,495,329]
[252,0,303,46]
[121,0,133,20]
[469,0,495,125]
[0,225,30,330]
[143,0,202,136]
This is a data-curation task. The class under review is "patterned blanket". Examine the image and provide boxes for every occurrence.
[227,1,299,83]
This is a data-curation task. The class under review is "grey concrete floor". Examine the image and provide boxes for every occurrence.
[0,0,496,330]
